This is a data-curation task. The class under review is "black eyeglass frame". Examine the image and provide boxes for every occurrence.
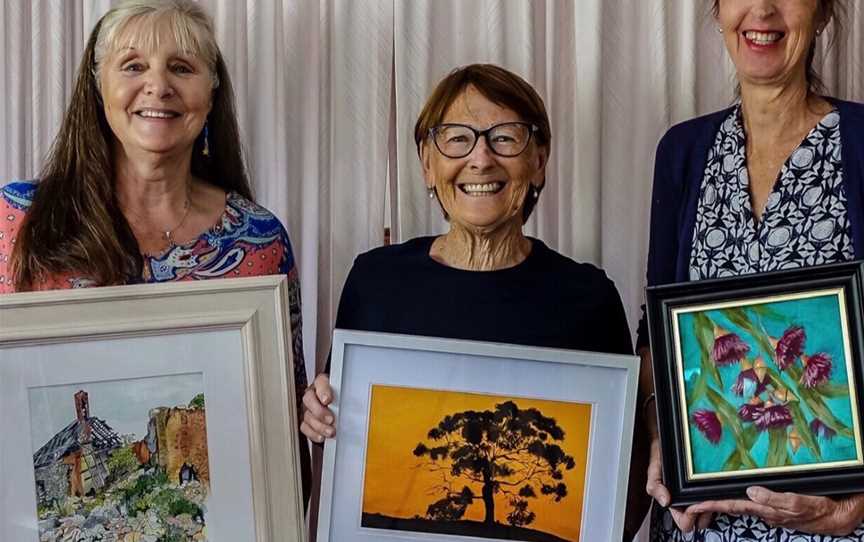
[428,121,539,159]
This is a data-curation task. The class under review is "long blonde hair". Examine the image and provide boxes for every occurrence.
[12,0,251,290]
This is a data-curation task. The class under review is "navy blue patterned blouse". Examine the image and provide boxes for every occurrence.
[653,107,863,542]
[689,107,853,280]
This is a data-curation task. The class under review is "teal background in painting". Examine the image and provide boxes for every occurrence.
[677,294,857,475]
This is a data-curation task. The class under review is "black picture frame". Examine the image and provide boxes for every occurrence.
[646,261,864,506]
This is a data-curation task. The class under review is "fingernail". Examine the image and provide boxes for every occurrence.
[321,395,331,404]
[325,415,333,424]
[325,427,335,437]
[746,487,761,500]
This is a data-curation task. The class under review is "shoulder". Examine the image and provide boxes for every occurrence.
[529,239,618,291]
[830,98,864,138]
[0,181,39,293]
[352,236,434,269]
[1,180,38,211]
[829,97,864,117]
[223,192,290,237]
[656,107,735,157]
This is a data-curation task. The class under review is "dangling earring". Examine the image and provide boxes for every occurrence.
[428,187,435,199]
[202,121,210,157]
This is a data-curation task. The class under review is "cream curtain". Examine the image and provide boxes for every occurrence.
[1,0,862,435]
[393,0,863,341]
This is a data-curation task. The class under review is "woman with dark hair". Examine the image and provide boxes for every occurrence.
[0,0,311,500]
[641,0,864,539]
[302,63,649,538]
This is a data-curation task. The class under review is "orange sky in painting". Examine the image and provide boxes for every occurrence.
[362,385,592,542]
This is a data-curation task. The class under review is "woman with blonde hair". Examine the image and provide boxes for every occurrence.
[0,0,311,500]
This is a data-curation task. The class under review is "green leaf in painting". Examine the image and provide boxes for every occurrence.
[721,425,759,471]
[788,403,821,460]
[693,313,723,387]
[749,304,788,323]
[722,307,774,361]
[782,364,853,437]
[705,386,757,469]
[766,428,789,467]
[813,381,850,398]
[798,386,854,439]
[688,372,708,409]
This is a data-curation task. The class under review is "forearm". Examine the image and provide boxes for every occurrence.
[624,419,651,540]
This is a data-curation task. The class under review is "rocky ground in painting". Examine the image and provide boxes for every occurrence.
[37,470,207,542]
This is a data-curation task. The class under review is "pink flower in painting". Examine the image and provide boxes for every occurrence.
[800,353,832,389]
[712,327,750,366]
[753,404,793,431]
[692,409,722,444]
[774,325,806,370]
[738,402,765,422]
[732,368,767,397]
[810,418,837,441]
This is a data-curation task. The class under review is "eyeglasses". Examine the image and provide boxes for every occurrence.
[429,122,538,159]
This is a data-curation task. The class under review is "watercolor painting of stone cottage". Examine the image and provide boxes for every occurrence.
[28,373,211,542]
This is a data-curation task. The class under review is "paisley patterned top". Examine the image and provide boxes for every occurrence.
[0,180,307,409]
[654,108,863,541]
[689,107,853,280]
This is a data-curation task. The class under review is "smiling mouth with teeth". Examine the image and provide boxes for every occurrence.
[459,182,506,196]
[135,109,181,119]
[743,30,785,46]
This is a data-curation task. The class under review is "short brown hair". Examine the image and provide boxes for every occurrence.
[711,0,846,95]
[414,64,551,222]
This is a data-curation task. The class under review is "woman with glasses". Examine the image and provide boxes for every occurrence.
[302,63,648,538]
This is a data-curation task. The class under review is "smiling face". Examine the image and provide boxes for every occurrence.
[716,0,823,87]
[99,22,214,160]
[420,85,547,233]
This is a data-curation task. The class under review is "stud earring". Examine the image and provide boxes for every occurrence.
[532,186,540,199]
[717,26,723,34]
[428,187,435,199]
[202,121,210,157]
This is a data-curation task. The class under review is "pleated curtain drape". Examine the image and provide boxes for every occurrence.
[2,0,862,401]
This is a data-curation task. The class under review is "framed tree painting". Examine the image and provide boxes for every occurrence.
[646,261,864,506]
[0,276,305,542]
[317,330,640,542]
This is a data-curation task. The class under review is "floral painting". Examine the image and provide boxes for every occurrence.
[360,385,592,542]
[674,291,862,479]
[28,374,210,542]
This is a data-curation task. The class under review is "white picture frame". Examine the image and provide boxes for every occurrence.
[317,329,639,542]
[0,276,305,542]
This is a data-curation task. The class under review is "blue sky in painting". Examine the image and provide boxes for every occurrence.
[28,373,204,453]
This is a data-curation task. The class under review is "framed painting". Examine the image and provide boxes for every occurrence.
[0,276,305,542]
[646,261,864,506]
[316,329,639,542]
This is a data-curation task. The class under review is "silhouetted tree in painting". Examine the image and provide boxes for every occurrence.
[413,401,575,527]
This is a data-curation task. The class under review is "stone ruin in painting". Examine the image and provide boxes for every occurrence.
[33,389,210,542]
